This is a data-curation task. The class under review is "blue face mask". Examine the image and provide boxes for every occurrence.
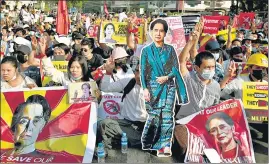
[200,69,215,80]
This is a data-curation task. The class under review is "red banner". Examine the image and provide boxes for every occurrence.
[56,0,69,35]
[203,16,230,34]
[203,16,221,34]
[177,99,255,163]
[239,12,255,29]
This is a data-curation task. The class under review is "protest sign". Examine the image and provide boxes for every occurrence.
[177,99,255,163]
[182,15,200,41]
[164,17,186,52]
[87,25,99,38]
[0,88,97,163]
[41,61,68,87]
[68,82,99,104]
[203,16,221,34]
[99,22,128,44]
[98,92,124,120]
[242,82,268,123]
[239,12,255,29]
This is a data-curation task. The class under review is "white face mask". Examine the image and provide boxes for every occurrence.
[212,53,220,60]
[201,69,215,80]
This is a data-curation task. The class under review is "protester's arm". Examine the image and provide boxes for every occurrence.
[226,25,232,49]
[179,34,197,77]
[189,21,203,61]
[143,18,148,44]
[127,20,136,50]
[100,75,130,93]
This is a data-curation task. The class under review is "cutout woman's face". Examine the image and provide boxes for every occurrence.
[152,23,166,43]
[14,104,45,148]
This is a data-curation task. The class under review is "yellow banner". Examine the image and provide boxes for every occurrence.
[42,61,68,87]
[201,28,236,41]
[216,28,236,41]
[242,82,268,110]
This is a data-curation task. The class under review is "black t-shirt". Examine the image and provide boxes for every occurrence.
[87,53,104,78]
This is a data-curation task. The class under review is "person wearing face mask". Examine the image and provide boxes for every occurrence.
[205,40,225,83]
[220,53,268,100]
[1,56,37,90]
[177,22,221,120]
[241,34,254,58]
[251,39,261,54]
[109,47,134,82]
[223,47,246,75]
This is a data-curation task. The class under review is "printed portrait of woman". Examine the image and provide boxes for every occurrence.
[74,83,92,102]
[140,19,189,157]
[101,23,117,43]
[9,95,52,156]
[205,112,253,163]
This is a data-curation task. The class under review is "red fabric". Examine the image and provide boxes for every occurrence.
[56,0,69,35]
[104,1,109,16]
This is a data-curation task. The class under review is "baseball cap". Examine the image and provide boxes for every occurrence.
[111,47,129,59]
[17,45,31,55]
[205,41,220,51]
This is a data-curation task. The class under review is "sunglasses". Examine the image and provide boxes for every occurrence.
[81,48,88,52]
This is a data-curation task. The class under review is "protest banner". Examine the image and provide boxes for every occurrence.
[98,92,124,120]
[0,87,97,163]
[41,61,68,87]
[217,28,236,41]
[68,82,99,104]
[164,17,186,52]
[99,22,128,44]
[176,99,255,163]
[182,15,200,41]
[203,16,221,34]
[242,82,268,123]
[87,25,99,38]
[239,12,255,29]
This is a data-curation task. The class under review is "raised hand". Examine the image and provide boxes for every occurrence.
[226,60,237,78]
[156,76,169,84]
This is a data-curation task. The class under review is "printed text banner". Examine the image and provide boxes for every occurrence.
[0,88,97,163]
[177,99,255,163]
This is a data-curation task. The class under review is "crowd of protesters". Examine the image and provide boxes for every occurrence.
[1,0,268,160]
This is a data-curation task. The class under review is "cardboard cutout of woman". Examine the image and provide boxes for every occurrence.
[140,19,189,157]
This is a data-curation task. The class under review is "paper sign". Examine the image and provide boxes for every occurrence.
[98,92,124,120]
[100,22,128,44]
[68,82,98,104]
[177,99,255,163]
[88,25,99,38]
[182,15,200,41]
[203,16,221,34]
[164,17,186,52]
[0,88,97,163]
[242,82,268,110]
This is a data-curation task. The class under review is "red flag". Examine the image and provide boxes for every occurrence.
[104,1,109,16]
[56,0,69,35]
[239,12,255,29]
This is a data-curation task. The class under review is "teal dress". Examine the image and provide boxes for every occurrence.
[140,43,189,150]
